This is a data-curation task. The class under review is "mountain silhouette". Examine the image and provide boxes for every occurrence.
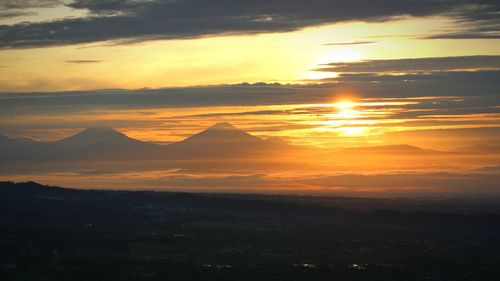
[0,134,46,160]
[53,127,164,161]
[55,127,150,149]
[0,134,13,144]
[0,127,161,163]
[453,144,500,154]
[0,123,294,163]
[172,122,265,146]
[337,144,432,155]
[0,134,32,145]
[0,124,457,166]
[166,122,283,158]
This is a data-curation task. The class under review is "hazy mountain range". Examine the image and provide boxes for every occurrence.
[1,122,497,164]
[0,122,298,162]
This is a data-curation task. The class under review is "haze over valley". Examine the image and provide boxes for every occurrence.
[2,122,499,196]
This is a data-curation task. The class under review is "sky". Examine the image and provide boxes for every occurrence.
[0,0,499,193]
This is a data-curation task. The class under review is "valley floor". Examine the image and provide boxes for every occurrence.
[1,182,500,281]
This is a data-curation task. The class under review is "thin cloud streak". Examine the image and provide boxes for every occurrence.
[322,41,377,46]
[65,60,103,64]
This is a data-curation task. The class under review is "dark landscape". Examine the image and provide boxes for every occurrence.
[2,181,500,281]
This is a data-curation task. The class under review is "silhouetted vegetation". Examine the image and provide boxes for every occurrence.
[1,181,500,280]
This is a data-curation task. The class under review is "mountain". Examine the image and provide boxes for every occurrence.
[170,122,266,147]
[0,134,30,145]
[0,181,65,192]
[337,144,439,155]
[0,134,19,157]
[309,144,450,164]
[165,122,292,159]
[0,128,162,162]
[453,144,500,154]
[0,134,46,160]
[13,137,37,144]
[52,127,163,161]
[54,127,151,149]
[0,123,300,164]
[0,134,10,143]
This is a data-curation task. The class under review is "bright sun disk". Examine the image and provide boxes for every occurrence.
[334,101,355,109]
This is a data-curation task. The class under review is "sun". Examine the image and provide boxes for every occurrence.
[334,101,355,110]
[331,101,359,119]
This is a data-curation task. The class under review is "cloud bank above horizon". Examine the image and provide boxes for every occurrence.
[1,0,499,48]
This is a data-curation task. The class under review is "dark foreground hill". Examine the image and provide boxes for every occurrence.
[1,181,500,281]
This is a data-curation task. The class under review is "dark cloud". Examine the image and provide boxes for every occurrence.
[321,70,500,100]
[322,41,377,46]
[0,70,498,114]
[426,32,500,39]
[0,11,36,19]
[311,57,500,99]
[424,3,500,39]
[0,0,62,9]
[0,85,331,111]
[179,109,290,118]
[0,0,63,19]
[317,55,500,73]
[0,0,499,48]
[329,70,500,89]
[65,59,103,64]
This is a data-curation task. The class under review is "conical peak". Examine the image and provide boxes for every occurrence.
[75,127,130,138]
[207,122,238,131]
[175,122,265,147]
[71,127,125,139]
[56,127,138,147]
[81,127,119,134]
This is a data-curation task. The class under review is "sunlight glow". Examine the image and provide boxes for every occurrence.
[334,101,355,110]
[304,71,337,80]
[337,109,360,119]
[318,50,363,64]
[331,101,360,119]
[339,127,368,137]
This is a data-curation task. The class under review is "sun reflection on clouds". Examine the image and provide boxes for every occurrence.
[339,127,369,137]
[3,95,498,150]
[306,49,364,81]
[304,71,338,80]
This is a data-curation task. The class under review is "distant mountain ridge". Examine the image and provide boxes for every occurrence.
[0,181,65,192]
[0,123,484,165]
[166,122,285,158]
[54,127,147,148]
[453,144,500,154]
[337,144,446,155]
[0,122,296,162]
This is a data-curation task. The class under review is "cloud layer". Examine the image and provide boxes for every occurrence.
[0,0,62,19]
[0,0,499,48]
[0,71,498,111]
[318,55,500,73]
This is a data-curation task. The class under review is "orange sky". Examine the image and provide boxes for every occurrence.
[0,0,499,192]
